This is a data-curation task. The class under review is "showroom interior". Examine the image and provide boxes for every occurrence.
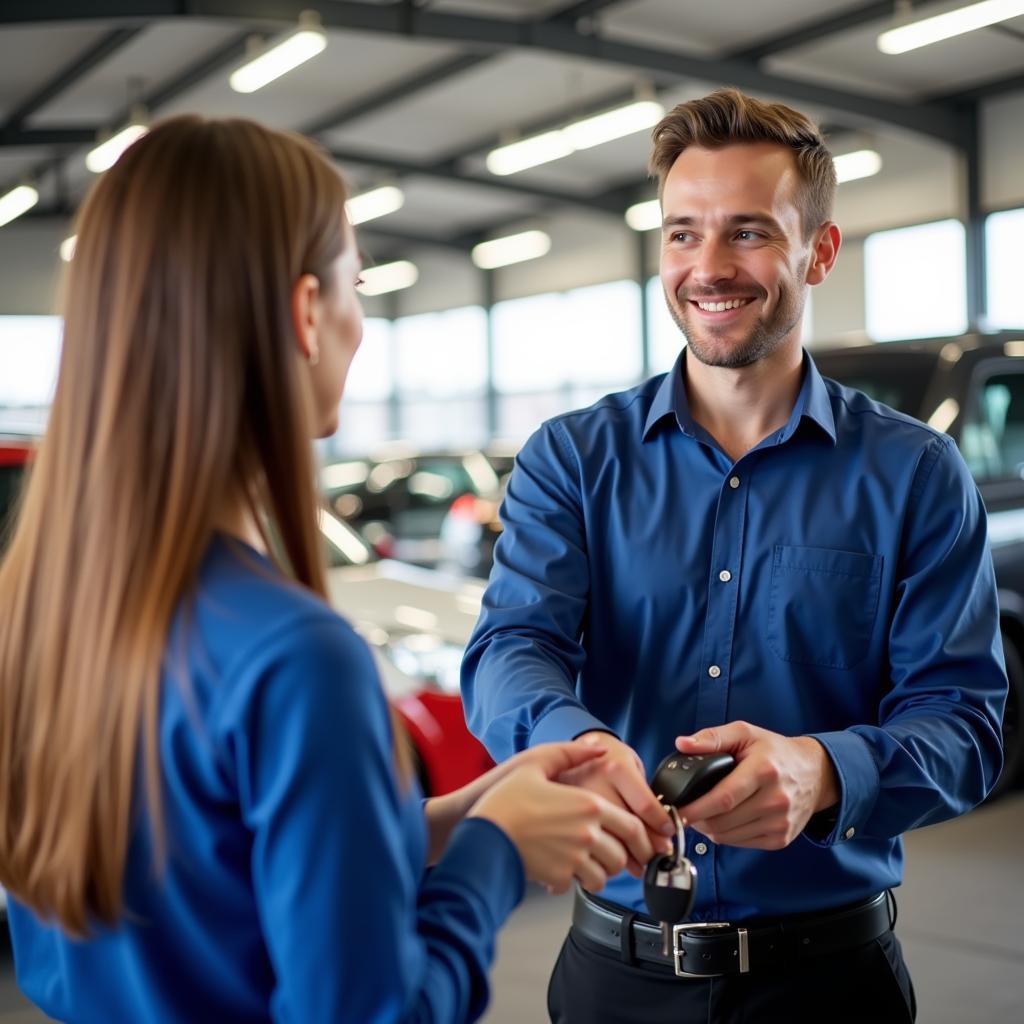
[0,1,1023,1021]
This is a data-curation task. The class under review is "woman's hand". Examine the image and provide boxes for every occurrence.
[424,740,607,864]
[467,742,664,893]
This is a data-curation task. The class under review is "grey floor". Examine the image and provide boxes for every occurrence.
[0,794,1020,1021]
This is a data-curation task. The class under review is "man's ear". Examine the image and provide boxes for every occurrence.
[805,223,841,287]
[291,273,321,364]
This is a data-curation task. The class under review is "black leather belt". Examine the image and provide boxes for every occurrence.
[572,887,892,979]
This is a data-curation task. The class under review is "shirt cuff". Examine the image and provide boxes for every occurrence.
[442,817,526,925]
[802,729,879,848]
[530,704,617,747]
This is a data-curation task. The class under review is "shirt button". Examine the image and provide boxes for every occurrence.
[844,827,856,840]
[694,842,708,855]
[718,570,732,583]
[708,665,721,678]
[728,476,740,489]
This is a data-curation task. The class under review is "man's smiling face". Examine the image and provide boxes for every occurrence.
[659,142,816,369]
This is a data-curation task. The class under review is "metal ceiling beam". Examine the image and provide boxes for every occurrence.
[0,0,974,150]
[3,27,142,129]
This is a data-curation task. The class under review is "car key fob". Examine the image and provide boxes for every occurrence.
[650,752,736,808]
[643,807,697,953]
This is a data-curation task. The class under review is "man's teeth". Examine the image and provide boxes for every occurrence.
[696,298,751,312]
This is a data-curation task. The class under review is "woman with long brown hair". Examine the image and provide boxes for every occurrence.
[0,116,662,1022]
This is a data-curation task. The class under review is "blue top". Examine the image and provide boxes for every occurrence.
[9,536,525,1023]
[462,350,1006,919]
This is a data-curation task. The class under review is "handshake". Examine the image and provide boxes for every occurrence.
[428,723,839,894]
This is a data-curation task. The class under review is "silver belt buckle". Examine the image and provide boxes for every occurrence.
[672,922,749,978]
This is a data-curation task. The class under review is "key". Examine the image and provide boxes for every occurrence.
[643,807,697,957]
[650,751,736,809]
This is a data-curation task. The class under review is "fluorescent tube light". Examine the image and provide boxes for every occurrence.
[357,260,418,296]
[834,149,882,183]
[878,0,1024,54]
[86,123,149,173]
[625,198,662,232]
[486,130,574,176]
[487,98,665,176]
[60,235,77,261]
[472,230,551,269]
[229,28,327,93]
[0,184,39,228]
[563,99,663,151]
[346,185,405,226]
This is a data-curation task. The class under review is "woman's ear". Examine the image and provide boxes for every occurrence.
[291,273,322,364]
[805,222,841,287]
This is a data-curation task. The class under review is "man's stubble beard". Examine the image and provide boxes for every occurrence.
[667,259,809,370]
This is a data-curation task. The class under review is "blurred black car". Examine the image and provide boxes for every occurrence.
[815,334,1024,795]
[320,448,514,571]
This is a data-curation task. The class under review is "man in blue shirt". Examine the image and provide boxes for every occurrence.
[461,88,1006,1023]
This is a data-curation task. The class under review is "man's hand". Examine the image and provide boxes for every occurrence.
[557,732,675,875]
[674,722,839,850]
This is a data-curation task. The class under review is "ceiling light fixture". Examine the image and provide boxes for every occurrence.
[624,198,661,232]
[0,184,39,229]
[357,260,419,296]
[229,12,327,93]
[878,0,1024,54]
[834,149,883,183]
[346,185,405,226]
[471,230,551,269]
[60,235,77,261]
[86,120,149,174]
[487,97,664,176]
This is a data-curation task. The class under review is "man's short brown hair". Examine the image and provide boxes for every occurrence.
[649,87,837,239]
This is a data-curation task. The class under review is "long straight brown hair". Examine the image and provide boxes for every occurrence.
[0,116,351,936]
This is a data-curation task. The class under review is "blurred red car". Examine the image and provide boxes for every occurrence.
[0,437,490,798]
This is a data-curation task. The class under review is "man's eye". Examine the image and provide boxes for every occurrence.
[671,232,692,243]
[736,230,760,241]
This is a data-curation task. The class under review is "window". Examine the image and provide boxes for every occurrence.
[645,276,684,375]
[986,209,1024,329]
[492,293,568,393]
[561,280,643,387]
[0,316,62,432]
[394,306,487,398]
[344,317,393,402]
[962,371,1024,481]
[864,220,967,342]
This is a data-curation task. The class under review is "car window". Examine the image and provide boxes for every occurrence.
[963,372,1024,481]
[0,464,26,553]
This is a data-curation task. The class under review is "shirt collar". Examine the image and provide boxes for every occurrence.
[642,348,837,446]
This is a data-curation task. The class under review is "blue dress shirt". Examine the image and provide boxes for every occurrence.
[9,536,524,1023]
[462,350,1005,919]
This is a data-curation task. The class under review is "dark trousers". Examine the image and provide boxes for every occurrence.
[547,925,916,1023]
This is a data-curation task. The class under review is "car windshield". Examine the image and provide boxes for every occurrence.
[0,460,29,555]
[813,350,941,420]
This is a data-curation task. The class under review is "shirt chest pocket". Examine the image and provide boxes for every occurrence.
[767,544,882,670]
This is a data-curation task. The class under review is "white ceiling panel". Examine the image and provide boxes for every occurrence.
[0,22,114,122]
[769,16,1024,99]
[152,28,459,132]
[29,20,242,127]
[363,177,537,236]
[430,0,568,18]
[600,0,870,56]
[325,50,638,162]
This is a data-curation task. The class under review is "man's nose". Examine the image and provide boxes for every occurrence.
[691,239,737,287]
